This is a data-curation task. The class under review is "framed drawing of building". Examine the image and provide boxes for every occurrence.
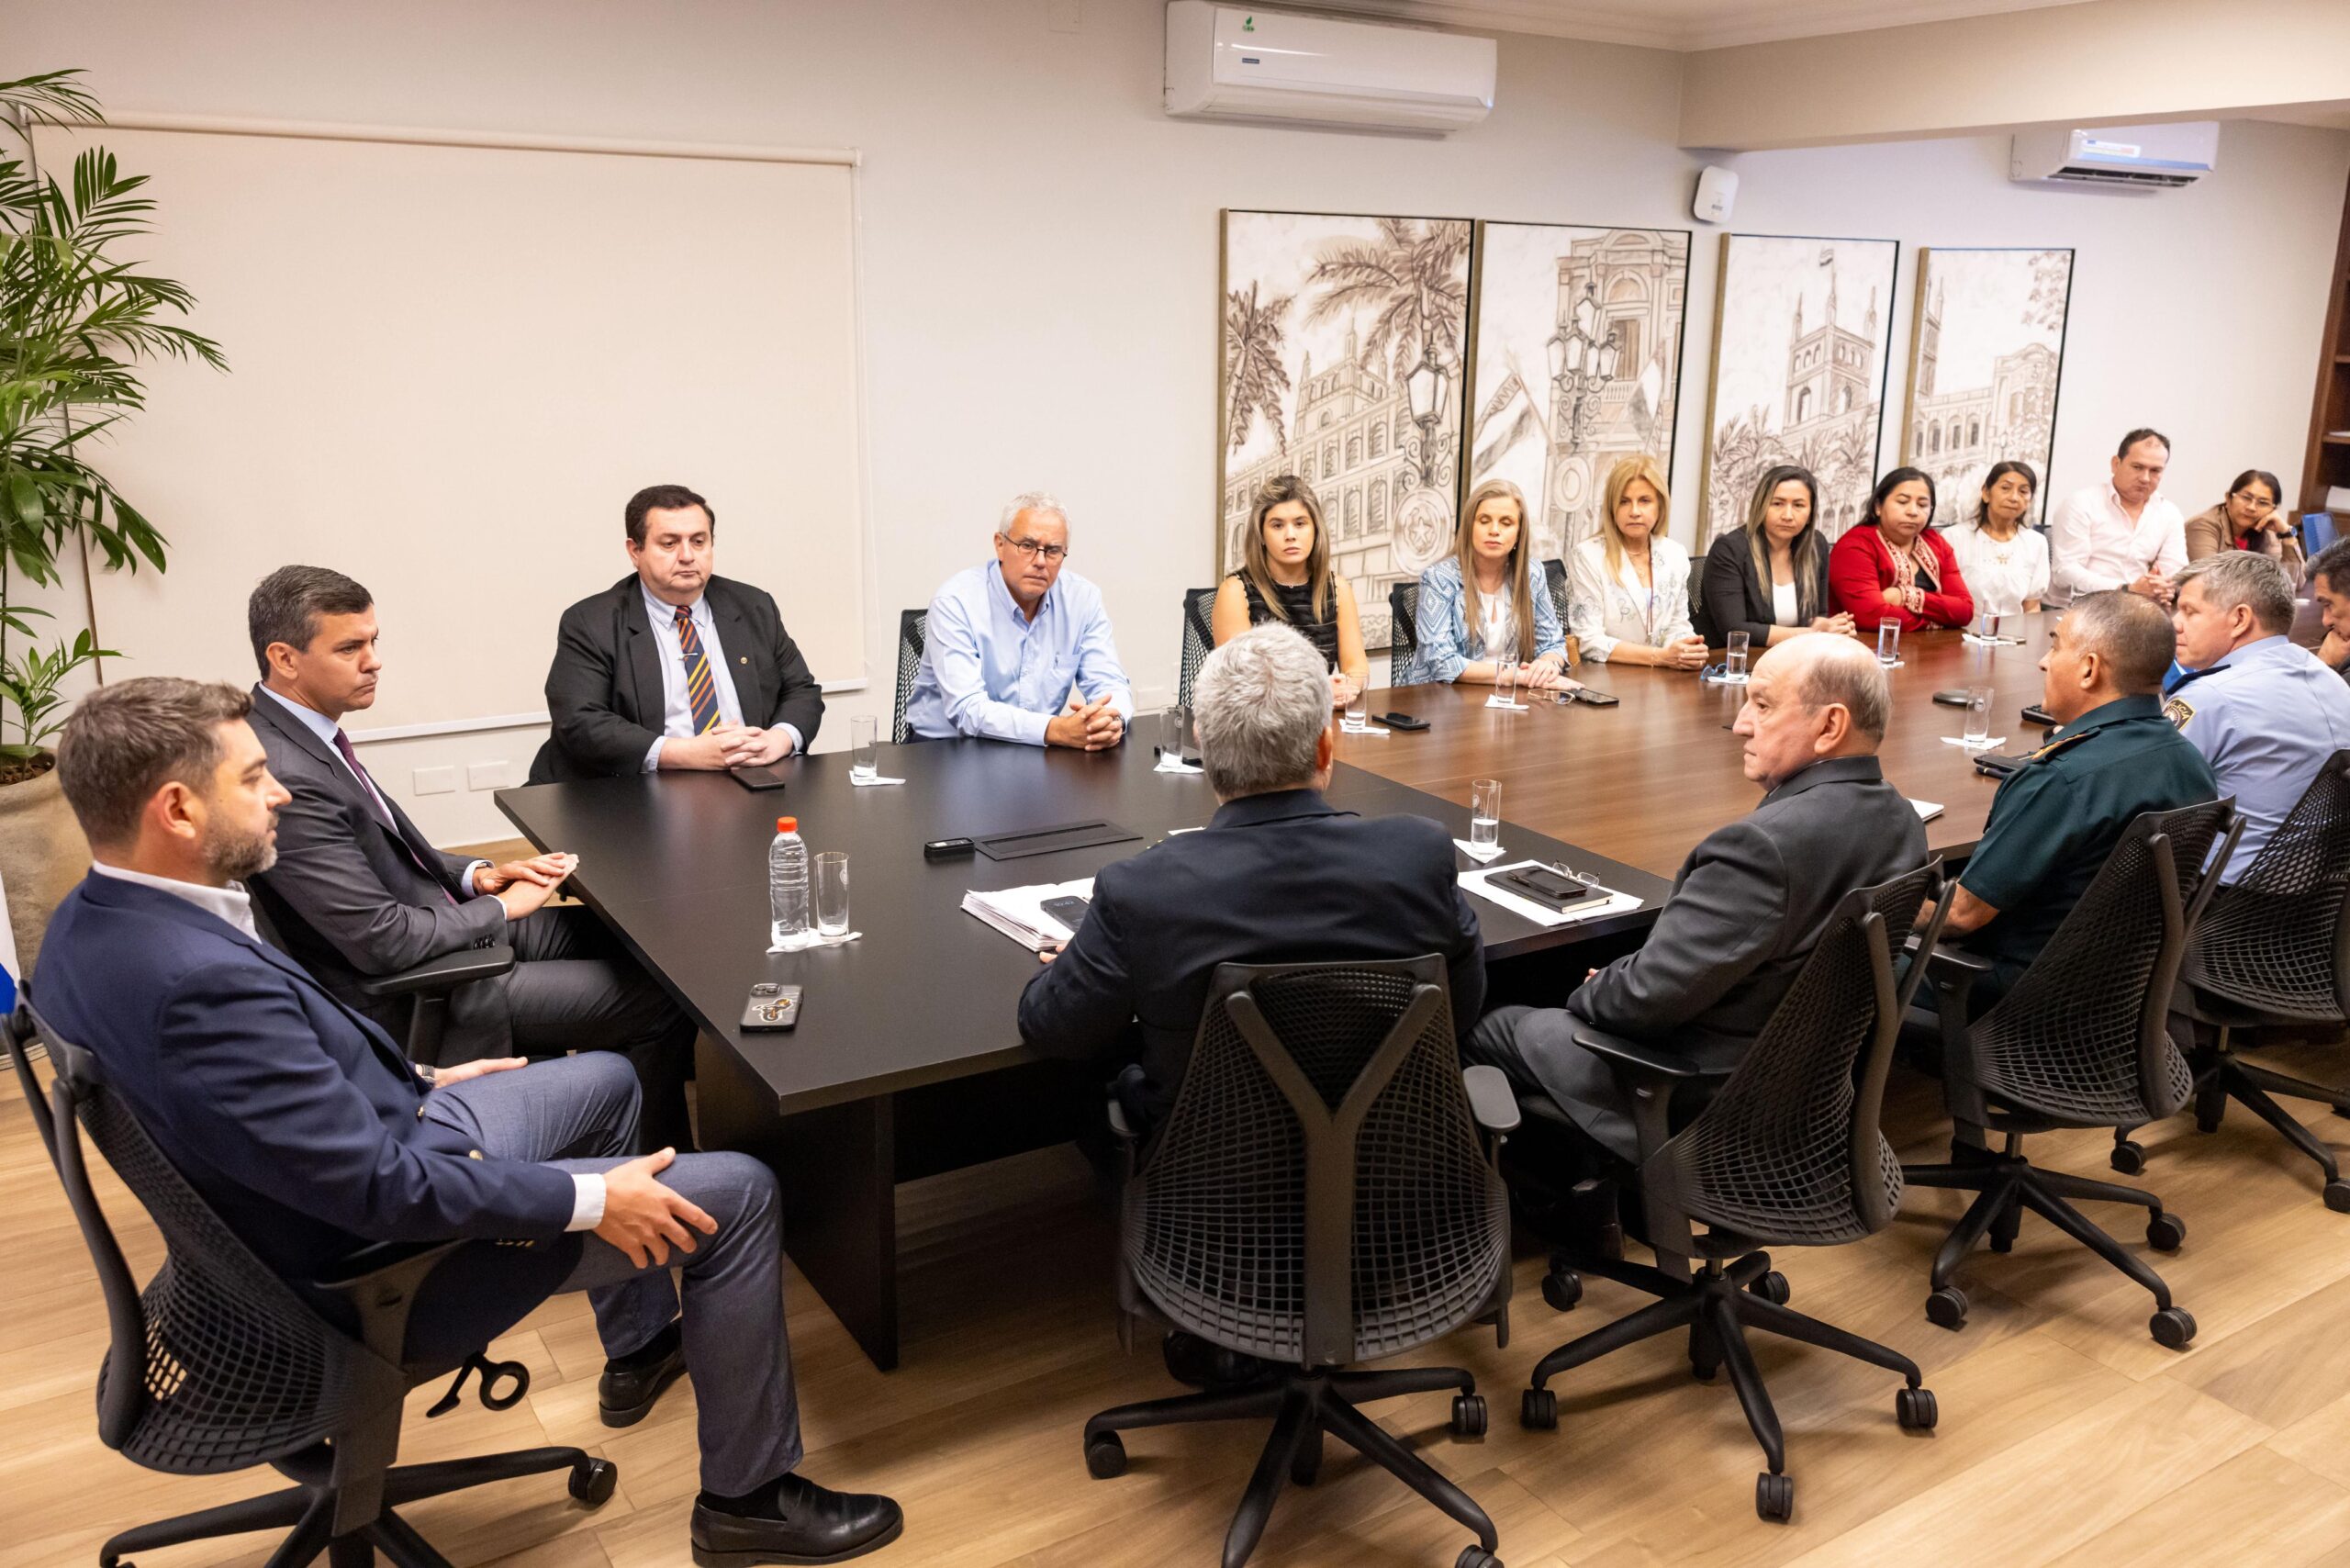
[1218,209,1473,650]
[1901,247,2074,528]
[1464,222,1691,563]
[1699,233,1900,549]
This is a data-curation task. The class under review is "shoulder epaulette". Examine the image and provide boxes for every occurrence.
[2026,731,2092,763]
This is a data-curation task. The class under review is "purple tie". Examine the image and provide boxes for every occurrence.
[333,729,457,906]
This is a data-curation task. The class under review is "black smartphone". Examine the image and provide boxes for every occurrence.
[740,981,803,1031]
[923,836,976,860]
[2021,704,2057,727]
[1931,689,1975,708]
[1571,689,1619,708]
[1973,749,2031,779]
[1379,711,1429,731]
[729,766,790,792]
[1496,866,1607,911]
[1040,893,1091,931]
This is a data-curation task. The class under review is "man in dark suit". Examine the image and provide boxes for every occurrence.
[531,483,824,782]
[1467,633,1927,1165]
[242,566,694,1152]
[39,678,901,1564]
[1019,622,1484,1125]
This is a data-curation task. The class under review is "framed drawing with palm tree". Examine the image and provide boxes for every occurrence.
[1698,233,1900,550]
[1217,209,1472,651]
[1901,247,2074,528]
[1464,222,1691,564]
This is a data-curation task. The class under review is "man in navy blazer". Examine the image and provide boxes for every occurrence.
[38,678,901,1565]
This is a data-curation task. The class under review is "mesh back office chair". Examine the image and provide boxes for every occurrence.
[4,1002,612,1568]
[1080,958,1516,1568]
[1387,583,1420,688]
[890,607,928,744]
[1516,865,1948,1523]
[1540,556,1569,627]
[247,902,514,1070]
[1904,800,2239,1349]
[1177,587,1218,711]
[2111,752,2350,1208]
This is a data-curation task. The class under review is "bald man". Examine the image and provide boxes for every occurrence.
[1468,633,1928,1166]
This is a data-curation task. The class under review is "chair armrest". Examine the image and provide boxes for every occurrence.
[1105,1098,1136,1144]
[1570,1024,1717,1084]
[1461,1065,1520,1135]
[357,944,517,1001]
[312,1238,466,1296]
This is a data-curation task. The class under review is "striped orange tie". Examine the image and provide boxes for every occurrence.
[674,607,720,734]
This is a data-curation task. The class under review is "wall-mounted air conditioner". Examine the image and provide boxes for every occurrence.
[2010,122,2219,189]
[1164,2,1496,137]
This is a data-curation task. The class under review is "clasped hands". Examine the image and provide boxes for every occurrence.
[1515,652,1578,693]
[666,722,796,770]
[1046,690,1125,751]
[477,851,578,919]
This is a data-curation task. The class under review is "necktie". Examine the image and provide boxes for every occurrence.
[675,607,721,734]
[332,728,457,906]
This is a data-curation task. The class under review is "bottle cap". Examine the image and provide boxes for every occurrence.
[776,816,797,833]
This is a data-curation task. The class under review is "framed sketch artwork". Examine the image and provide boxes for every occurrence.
[1901,247,2075,528]
[1217,209,1472,649]
[1699,233,1900,549]
[1464,222,1691,563]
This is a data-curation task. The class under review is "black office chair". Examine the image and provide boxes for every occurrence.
[890,607,927,744]
[1540,557,1569,626]
[2112,752,2350,1208]
[1387,582,1420,688]
[250,900,514,1070]
[1080,958,1516,1568]
[1177,586,1218,711]
[1516,864,1949,1524]
[4,1002,613,1568]
[1904,800,2240,1348]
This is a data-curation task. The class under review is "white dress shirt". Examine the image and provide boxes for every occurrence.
[1565,536,1695,662]
[640,582,798,771]
[2048,483,2187,605]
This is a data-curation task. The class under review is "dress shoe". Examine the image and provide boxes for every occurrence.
[1161,1329,1279,1390]
[599,1322,687,1428]
[690,1472,904,1566]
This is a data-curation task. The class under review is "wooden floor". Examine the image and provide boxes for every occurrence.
[12,1030,2350,1568]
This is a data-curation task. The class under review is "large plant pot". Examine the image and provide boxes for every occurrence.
[0,766,90,978]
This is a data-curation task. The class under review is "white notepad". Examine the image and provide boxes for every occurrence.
[962,878,1097,951]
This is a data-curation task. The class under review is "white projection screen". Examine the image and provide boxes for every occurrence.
[31,120,868,729]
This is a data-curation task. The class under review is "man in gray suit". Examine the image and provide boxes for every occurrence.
[244,566,695,1153]
[1467,633,1927,1166]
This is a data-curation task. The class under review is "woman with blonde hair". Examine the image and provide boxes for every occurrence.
[1410,477,1572,689]
[1694,464,1855,647]
[1211,474,1368,704]
[1566,455,1707,668]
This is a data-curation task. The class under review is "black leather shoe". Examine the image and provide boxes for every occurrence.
[690,1473,904,1566]
[599,1327,688,1428]
[1162,1330,1278,1390]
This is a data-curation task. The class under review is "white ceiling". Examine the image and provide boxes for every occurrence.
[1324,0,2097,51]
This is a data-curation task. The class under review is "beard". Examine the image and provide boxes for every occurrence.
[205,823,278,883]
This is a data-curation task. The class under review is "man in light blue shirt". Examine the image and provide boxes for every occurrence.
[2165,553,2350,880]
[903,492,1134,747]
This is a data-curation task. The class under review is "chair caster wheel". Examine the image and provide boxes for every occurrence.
[1896,1386,1938,1430]
[1925,1285,1969,1331]
[568,1458,618,1507]
[1755,1471,1794,1522]
[1540,1270,1583,1312]
[2110,1139,2146,1176]
[1748,1271,1791,1305]
[1084,1433,1127,1479]
[1450,1393,1488,1439]
[1520,1387,1559,1430]
[2150,1307,2197,1349]
[1455,1547,1503,1568]
[2146,1212,2186,1251]
[2325,1182,2350,1214]
[1291,1434,1321,1485]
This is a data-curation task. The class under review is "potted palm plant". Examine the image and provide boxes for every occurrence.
[0,70,223,970]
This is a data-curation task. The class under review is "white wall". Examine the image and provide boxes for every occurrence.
[6,0,2344,843]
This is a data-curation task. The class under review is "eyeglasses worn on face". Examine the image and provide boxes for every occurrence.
[999,533,1069,563]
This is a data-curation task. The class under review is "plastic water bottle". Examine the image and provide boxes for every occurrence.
[768,815,810,948]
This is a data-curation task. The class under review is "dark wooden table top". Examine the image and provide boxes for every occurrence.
[496,741,1672,1117]
[1348,614,2061,879]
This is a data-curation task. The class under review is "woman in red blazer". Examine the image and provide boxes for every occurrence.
[1830,466,1975,632]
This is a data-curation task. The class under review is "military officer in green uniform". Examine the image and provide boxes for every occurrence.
[1929,590,2218,1008]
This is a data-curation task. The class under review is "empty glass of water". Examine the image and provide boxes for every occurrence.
[1471,778,1502,850]
[850,715,878,783]
[1162,703,1191,760]
[1877,621,1902,666]
[814,851,850,936]
[1724,631,1750,683]
[1963,685,1994,749]
[1494,661,1519,704]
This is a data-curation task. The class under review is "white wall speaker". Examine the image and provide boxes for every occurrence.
[1693,164,1738,224]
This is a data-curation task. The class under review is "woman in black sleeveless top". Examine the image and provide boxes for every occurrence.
[1211,474,1368,705]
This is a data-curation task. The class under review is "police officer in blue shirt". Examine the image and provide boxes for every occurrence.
[2165,553,2350,881]
[1929,591,2217,1008]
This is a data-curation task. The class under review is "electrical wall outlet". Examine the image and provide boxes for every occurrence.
[466,760,512,790]
[412,766,458,795]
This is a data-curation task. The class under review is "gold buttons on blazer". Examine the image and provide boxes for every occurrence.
[467,1149,484,1159]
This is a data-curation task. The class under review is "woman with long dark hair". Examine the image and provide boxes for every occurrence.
[1693,465,1854,647]
[1211,473,1368,704]
[1945,460,2049,615]
[2185,467,2306,584]
[1829,466,1974,631]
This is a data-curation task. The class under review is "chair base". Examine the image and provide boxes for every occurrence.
[99,1445,613,1568]
[1905,1138,2195,1346]
[1082,1363,1500,1568]
[1522,1252,1928,1522]
[2113,1041,2350,1211]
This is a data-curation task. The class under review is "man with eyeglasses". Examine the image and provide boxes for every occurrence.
[903,491,1134,746]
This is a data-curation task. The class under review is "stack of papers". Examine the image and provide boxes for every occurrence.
[962,878,1095,951]
[1459,861,1642,928]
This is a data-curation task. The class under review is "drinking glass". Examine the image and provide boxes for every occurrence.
[1161,703,1191,761]
[1494,660,1519,704]
[1724,631,1750,684]
[1343,685,1369,732]
[1470,778,1502,850]
[849,715,878,783]
[813,851,850,937]
[1877,621,1902,666]
[1962,686,1993,749]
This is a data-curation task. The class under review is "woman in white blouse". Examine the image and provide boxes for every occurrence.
[1566,455,1708,668]
[1944,460,2050,616]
